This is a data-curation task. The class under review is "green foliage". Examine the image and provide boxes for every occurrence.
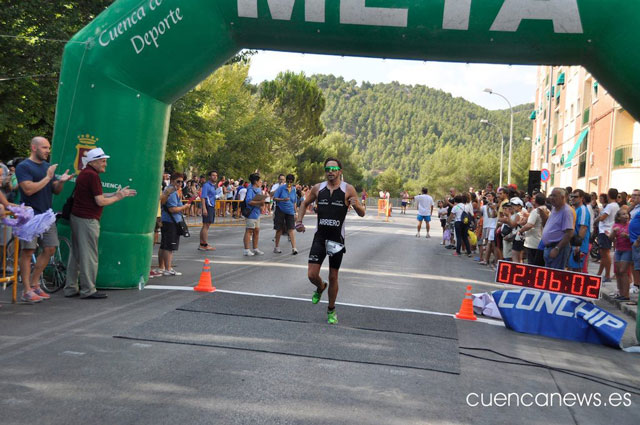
[259,71,326,154]
[376,169,404,196]
[294,132,365,189]
[0,0,114,159]
[314,74,534,194]
[167,64,286,178]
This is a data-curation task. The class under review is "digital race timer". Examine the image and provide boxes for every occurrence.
[494,261,602,300]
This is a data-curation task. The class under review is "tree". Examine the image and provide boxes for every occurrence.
[259,71,326,154]
[0,1,114,158]
[376,168,404,197]
[166,64,286,178]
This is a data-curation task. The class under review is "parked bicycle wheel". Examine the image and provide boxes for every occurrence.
[40,236,71,294]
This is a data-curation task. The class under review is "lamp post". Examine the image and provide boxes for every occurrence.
[484,88,513,185]
[480,119,505,188]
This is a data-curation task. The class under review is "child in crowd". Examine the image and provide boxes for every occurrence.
[609,209,633,300]
[438,201,448,245]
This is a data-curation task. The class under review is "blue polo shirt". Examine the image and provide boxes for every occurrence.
[161,192,183,223]
[15,159,57,214]
[245,185,262,219]
[274,184,297,215]
[201,181,216,207]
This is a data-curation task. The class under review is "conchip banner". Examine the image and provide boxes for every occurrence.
[494,289,627,348]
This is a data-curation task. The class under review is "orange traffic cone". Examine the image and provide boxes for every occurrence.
[455,285,477,321]
[194,258,216,293]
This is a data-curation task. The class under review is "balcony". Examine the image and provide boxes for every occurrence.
[612,144,640,169]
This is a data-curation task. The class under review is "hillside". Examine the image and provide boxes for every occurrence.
[313,74,534,188]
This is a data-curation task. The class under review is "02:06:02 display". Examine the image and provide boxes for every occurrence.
[495,262,600,299]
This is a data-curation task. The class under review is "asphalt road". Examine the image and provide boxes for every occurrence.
[1,211,639,424]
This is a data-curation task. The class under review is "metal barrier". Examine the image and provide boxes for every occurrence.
[1,225,19,303]
[377,199,391,221]
[183,199,247,227]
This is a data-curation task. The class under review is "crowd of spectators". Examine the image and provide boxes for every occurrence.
[433,183,640,303]
[152,170,315,277]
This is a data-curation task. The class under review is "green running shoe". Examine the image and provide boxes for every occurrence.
[312,281,327,304]
[327,309,338,325]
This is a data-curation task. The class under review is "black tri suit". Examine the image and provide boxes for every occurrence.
[308,181,350,270]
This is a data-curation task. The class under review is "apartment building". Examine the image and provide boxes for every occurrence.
[530,66,640,195]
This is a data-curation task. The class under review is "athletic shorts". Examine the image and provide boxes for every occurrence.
[274,207,295,231]
[597,233,612,250]
[160,221,180,251]
[440,219,447,229]
[246,217,260,229]
[401,201,408,207]
[614,250,632,263]
[308,233,345,270]
[417,215,431,222]
[512,239,524,252]
[482,227,495,242]
[202,203,216,224]
[21,223,58,250]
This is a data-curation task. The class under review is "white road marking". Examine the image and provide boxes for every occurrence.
[142,286,504,326]
[175,259,506,289]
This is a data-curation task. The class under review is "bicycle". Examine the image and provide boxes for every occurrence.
[3,234,71,293]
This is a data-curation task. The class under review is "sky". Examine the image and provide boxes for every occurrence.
[247,50,538,111]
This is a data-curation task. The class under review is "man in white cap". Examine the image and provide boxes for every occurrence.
[64,147,136,299]
[16,136,74,303]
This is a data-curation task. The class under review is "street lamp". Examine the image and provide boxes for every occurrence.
[484,88,513,185]
[480,119,505,188]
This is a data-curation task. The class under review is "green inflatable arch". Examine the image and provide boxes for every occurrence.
[51,0,640,289]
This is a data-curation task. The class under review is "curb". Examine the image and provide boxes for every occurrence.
[601,292,638,320]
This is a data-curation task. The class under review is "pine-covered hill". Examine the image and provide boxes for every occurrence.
[313,74,533,182]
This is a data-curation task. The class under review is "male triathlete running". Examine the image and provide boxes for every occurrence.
[296,157,366,324]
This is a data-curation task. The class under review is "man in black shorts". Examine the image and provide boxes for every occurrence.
[296,158,366,324]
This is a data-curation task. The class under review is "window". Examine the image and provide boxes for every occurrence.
[578,135,588,178]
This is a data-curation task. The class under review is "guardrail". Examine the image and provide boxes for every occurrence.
[1,225,19,303]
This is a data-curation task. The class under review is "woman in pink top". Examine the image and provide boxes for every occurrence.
[609,210,632,300]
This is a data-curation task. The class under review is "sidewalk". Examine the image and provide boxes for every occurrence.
[586,256,638,321]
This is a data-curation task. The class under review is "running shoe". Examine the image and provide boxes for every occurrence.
[163,269,182,276]
[21,291,42,303]
[327,309,338,325]
[198,245,216,251]
[292,248,298,255]
[33,288,50,300]
[452,252,460,256]
[425,234,431,238]
[415,233,420,237]
[149,270,163,279]
[614,295,630,301]
[312,281,327,304]
[603,278,612,283]
[252,249,264,255]
[243,249,255,256]
[273,247,282,253]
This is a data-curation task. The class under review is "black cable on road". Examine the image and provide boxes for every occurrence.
[459,346,640,396]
